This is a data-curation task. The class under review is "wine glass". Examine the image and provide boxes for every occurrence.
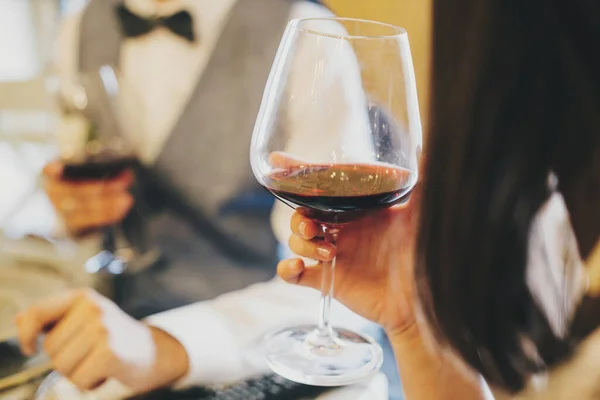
[55,66,155,277]
[250,18,421,386]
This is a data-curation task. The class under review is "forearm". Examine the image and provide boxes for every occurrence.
[390,325,485,400]
[148,326,190,388]
[146,279,370,387]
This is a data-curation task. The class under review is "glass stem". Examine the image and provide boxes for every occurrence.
[102,225,118,253]
[316,225,340,341]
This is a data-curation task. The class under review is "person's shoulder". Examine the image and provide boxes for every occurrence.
[289,0,335,19]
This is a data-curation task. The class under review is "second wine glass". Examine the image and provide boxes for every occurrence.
[56,65,154,277]
[251,18,422,386]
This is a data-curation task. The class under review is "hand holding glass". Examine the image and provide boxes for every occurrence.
[250,18,422,386]
[54,66,153,275]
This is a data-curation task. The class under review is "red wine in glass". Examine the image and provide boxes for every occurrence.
[263,163,415,225]
[62,155,136,182]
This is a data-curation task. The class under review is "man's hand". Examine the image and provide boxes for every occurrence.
[15,290,189,393]
[43,161,135,234]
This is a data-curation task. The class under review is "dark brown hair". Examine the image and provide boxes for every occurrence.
[416,0,600,392]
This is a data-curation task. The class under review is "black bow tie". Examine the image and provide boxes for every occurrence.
[116,4,196,42]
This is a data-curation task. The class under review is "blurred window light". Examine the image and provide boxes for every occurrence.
[0,0,39,82]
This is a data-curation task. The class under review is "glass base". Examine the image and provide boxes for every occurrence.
[263,325,383,386]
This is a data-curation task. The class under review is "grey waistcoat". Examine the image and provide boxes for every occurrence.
[78,0,294,317]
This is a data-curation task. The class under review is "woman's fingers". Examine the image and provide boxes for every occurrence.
[277,259,323,290]
[277,258,305,283]
[290,211,320,239]
[288,234,335,261]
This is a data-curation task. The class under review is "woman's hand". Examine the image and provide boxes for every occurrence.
[278,192,420,336]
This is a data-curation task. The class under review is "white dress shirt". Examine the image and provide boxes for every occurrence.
[56,0,376,390]
[56,0,238,164]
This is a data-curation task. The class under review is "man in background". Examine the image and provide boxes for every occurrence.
[17,0,388,396]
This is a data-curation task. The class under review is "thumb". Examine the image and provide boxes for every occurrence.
[42,160,64,180]
[277,258,323,290]
[15,290,82,355]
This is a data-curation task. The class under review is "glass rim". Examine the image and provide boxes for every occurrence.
[289,17,407,40]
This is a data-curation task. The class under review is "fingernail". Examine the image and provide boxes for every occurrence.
[298,221,308,237]
[317,246,333,259]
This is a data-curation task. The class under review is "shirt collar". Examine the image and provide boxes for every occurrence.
[120,0,238,45]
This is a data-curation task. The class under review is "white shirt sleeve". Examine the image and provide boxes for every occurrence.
[146,2,374,387]
[146,278,370,387]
